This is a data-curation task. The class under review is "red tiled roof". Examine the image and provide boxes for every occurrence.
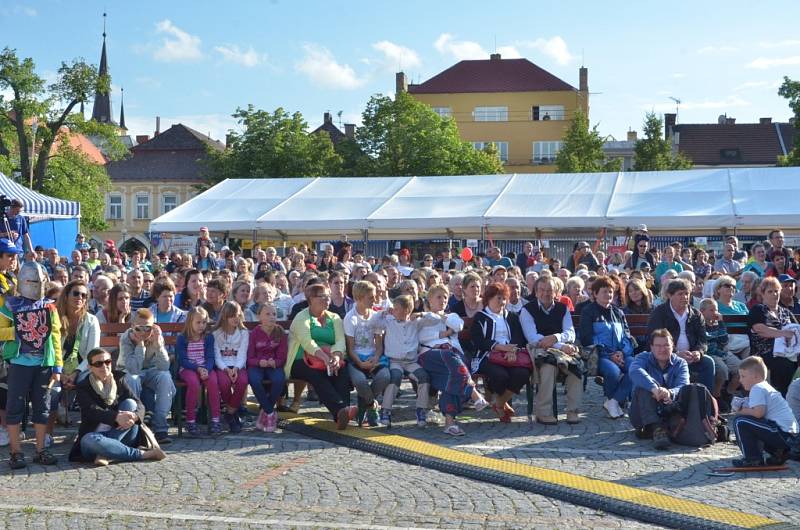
[673,122,797,166]
[408,58,576,94]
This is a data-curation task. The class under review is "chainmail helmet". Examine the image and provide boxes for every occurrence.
[17,261,47,300]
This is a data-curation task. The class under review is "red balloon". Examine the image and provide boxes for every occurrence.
[460,247,473,261]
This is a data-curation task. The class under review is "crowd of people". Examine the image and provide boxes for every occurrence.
[1,219,799,469]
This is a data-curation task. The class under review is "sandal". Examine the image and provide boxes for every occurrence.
[443,424,465,436]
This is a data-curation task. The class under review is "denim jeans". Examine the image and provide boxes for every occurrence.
[125,369,175,433]
[80,398,142,462]
[598,356,633,403]
[688,355,716,391]
[248,366,285,414]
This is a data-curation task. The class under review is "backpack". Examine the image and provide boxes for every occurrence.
[666,383,728,446]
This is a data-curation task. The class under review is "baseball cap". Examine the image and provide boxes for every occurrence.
[0,238,17,255]
[576,241,591,250]
[636,224,648,232]
[492,265,507,273]
[778,274,796,283]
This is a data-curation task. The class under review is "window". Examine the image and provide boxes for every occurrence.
[532,105,566,121]
[107,194,122,220]
[136,194,150,219]
[473,106,508,122]
[432,107,452,118]
[162,194,178,214]
[720,148,741,160]
[532,141,562,165]
[472,141,509,163]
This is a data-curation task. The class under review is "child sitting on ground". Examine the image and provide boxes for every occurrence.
[699,298,741,406]
[731,356,798,467]
[370,295,444,427]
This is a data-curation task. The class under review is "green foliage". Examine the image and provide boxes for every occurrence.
[555,109,621,173]
[356,92,504,176]
[43,144,111,231]
[778,76,800,166]
[205,105,342,184]
[633,112,692,171]
[0,47,114,190]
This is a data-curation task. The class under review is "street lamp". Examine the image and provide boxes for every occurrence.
[29,116,39,189]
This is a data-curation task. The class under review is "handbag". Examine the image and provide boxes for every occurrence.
[488,347,533,369]
[303,345,344,371]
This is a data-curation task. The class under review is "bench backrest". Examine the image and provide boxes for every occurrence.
[98,320,291,349]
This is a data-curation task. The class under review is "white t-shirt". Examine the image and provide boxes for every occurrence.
[343,306,380,360]
[749,381,799,434]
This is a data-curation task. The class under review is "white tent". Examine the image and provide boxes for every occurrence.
[150,167,800,239]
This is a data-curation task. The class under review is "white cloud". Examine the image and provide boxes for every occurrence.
[645,95,750,112]
[747,55,800,69]
[733,80,780,91]
[758,40,800,49]
[295,43,365,89]
[434,33,487,60]
[152,19,202,62]
[371,41,421,71]
[697,45,738,55]
[0,5,37,16]
[519,37,574,65]
[672,73,687,79]
[213,44,264,68]
[496,45,522,59]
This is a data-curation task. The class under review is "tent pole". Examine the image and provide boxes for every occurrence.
[480,225,486,254]
[362,229,369,254]
[251,229,257,258]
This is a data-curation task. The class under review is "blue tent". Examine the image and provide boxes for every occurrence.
[0,172,81,256]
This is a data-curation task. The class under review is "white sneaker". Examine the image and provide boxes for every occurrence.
[44,433,54,449]
[426,409,443,425]
[473,396,490,412]
[0,427,8,447]
[604,398,624,419]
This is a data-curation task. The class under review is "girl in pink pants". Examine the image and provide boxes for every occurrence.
[212,302,250,433]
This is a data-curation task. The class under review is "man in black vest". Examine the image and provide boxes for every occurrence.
[520,276,582,425]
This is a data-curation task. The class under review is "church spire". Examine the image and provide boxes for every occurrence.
[119,87,126,130]
[91,12,114,124]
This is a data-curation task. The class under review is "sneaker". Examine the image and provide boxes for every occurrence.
[603,398,624,419]
[143,410,153,426]
[32,449,57,465]
[44,433,54,448]
[426,409,443,425]
[155,432,173,445]
[473,396,490,412]
[379,409,392,428]
[732,457,766,468]
[185,422,199,437]
[255,411,268,432]
[566,411,581,425]
[652,427,670,450]
[443,424,465,436]
[209,420,223,436]
[265,412,278,433]
[765,450,789,466]
[416,408,427,427]
[0,427,10,447]
[536,415,558,425]
[355,402,367,427]
[366,406,380,427]
[635,425,654,440]
[8,452,26,469]
[229,414,243,434]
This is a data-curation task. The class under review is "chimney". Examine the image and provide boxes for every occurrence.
[155,116,161,136]
[760,117,772,124]
[323,112,332,124]
[395,72,408,94]
[664,113,677,139]
[579,67,588,92]
[344,123,355,139]
[490,53,501,61]
[627,130,638,142]
[725,117,736,125]
[135,135,150,144]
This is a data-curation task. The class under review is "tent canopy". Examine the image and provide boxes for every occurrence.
[0,172,80,219]
[150,167,800,239]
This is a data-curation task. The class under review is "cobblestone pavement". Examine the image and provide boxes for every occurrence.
[332,382,800,526]
[0,429,663,529]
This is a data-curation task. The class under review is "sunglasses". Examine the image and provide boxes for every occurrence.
[70,291,88,299]
[133,325,153,333]
[90,359,112,368]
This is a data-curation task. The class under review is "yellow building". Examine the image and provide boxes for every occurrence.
[97,124,224,252]
[400,53,588,173]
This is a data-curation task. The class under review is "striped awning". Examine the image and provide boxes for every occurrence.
[0,173,80,218]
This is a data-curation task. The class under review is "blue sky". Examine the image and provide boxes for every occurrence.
[3,1,799,143]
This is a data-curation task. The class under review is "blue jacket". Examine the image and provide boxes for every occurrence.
[629,351,689,397]
[579,302,634,358]
[176,333,215,371]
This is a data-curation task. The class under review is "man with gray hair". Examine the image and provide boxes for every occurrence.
[735,271,758,305]
[89,275,114,315]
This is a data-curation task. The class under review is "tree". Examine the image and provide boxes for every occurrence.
[0,47,123,190]
[778,76,800,166]
[356,91,504,176]
[205,105,343,184]
[555,109,621,173]
[633,112,692,171]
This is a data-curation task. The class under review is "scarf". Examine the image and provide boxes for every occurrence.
[89,373,117,406]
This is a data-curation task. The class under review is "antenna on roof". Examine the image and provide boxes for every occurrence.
[493,35,497,53]
[581,48,585,67]
[668,96,682,122]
